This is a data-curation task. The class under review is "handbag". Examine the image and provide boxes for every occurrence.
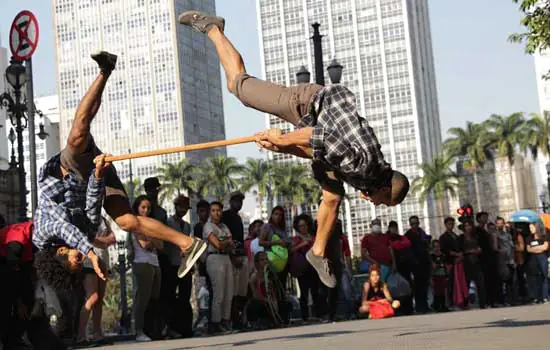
[368,298,395,319]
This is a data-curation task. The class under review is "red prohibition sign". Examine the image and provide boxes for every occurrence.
[9,10,40,61]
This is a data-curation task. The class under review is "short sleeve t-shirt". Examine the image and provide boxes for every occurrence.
[526,236,548,255]
[361,233,392,265]
[203,221,232,253]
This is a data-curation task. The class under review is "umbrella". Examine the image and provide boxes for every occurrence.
[509,209,542,223]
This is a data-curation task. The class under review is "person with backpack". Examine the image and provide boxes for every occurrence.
[259,207,289,288]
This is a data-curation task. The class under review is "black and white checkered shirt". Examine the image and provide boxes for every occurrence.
[298,84,392,193]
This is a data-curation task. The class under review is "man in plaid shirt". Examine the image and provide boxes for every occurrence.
[180,11,410,288]
[33,52,206,280]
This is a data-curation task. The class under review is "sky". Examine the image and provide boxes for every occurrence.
[0,0,542,212]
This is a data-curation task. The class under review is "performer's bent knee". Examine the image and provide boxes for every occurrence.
[114,214,139,233]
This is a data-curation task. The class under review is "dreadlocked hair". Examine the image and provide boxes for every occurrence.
[34,237,81,297]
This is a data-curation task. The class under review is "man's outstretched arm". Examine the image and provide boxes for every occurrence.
[255,128,314,158]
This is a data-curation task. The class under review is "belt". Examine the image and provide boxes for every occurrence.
[208,252,228,255]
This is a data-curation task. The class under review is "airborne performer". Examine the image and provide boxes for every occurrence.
[33,51,206,281]
[179,11,410,288]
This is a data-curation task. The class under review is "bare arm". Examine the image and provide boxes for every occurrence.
[527,241,548,254]
[516,234,525,252]
[93,232,116,249]
[382,284,393,302]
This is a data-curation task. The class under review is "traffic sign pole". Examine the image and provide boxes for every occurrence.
[26,58,37,214]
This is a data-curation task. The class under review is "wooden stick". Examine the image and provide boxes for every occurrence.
[104,135,257,162]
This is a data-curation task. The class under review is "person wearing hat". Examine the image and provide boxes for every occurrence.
[163,195,193,338]
[222,191,248,329]
[143,177,168,224]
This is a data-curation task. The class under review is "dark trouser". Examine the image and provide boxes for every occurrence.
[327,262,343,321]
[516,263,528,301]
[464,262,486,308]
[133,263,161,336]
[432,276,447,311]
[297,269,320,320]
[527,254,549,301]
[159,259,193,338]
[395,264,414,315]
[502,264,517,304]
[412,264,430,312]
[482,258,501,306]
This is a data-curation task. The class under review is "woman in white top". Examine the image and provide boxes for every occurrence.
[203,201,234,333]
[131,195,164,342]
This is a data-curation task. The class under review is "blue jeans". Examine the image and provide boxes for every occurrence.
[536,254,549,300]
[340,270,354,317]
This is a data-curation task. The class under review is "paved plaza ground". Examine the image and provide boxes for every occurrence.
[97,304,550,350]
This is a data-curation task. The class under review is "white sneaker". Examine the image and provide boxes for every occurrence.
[136,333,152,342]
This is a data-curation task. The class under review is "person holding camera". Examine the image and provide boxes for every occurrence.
[203,201,234,334]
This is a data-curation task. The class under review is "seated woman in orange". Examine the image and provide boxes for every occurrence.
[359,265,400,319]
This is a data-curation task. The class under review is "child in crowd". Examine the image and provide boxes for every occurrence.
[193,277,210,331]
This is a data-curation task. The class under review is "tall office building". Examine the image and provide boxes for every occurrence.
[533,51,550,201]
[257,0,442,248]
[53,0,225,194]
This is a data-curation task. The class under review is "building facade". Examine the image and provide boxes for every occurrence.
[533,51,550,203]
[53,0,225,199]
[454,154,538,221]
[0,168,21,224]
[256,0,442,250]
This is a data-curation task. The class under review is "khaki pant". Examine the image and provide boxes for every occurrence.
[233,74,344,194]
[133,263,161,332]
[233,73,322,126]
[206,254,234,323]
[233,258,249,297]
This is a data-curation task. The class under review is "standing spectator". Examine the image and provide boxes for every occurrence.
[431,240,449,312]
[204,201,234,333]
[458,220,486,309]
[361,218,395,282]
[476,212,500,307]
[404,215,431,313]
[222,191,245,245]
[525,222,549,303]
[509,221,527,302]
[143,177,168,223]
[323,220,344,322]
[290,214,318,322]
[131,195,164,342]
[388,221,414,315]
[194,200,210,279]
[77,218,115,344]
[495,217,516,305]
[164,195,193,338]
[439,217,463,308]
[259,207,289,288]
[193,277,210,330]
[339,227,354,319]
[223,192,248,330]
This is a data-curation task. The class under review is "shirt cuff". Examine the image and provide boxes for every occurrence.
[77,239,94,256]
[310,124,325,159]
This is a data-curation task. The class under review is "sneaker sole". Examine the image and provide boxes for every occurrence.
[178,11,225,32]
[306,251,336,288]
[178,241,207,278]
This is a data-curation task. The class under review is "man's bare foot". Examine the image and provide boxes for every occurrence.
[178,10,225,33]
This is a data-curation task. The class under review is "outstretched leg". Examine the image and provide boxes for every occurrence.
[179,11,322,126]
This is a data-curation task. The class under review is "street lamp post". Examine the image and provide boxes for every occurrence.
[117,239,129,334]
[8,128,17,169]
[1,58,29,222]
[540,192,547,213]
[546,162,550,211]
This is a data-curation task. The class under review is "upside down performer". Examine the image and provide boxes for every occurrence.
[179,11,410,288]
[33,52,206,281]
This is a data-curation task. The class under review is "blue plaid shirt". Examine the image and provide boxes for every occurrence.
[298,84,392,193]
[33,154,105,254]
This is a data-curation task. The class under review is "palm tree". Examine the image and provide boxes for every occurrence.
[200,156,245,201]
[521,111,550,159]
[485,113,526,210]
[411,155,459,218]
[240,158,274,213]
[444,121,493,210]
[271,163,313,219]
[157,158,198,202]
[123,178,143,203]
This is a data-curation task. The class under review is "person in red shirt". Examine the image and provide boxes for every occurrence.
[361,218,395,281]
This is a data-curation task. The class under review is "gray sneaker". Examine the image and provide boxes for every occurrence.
[178,10,225,33]
[306,249,336,288]
[178,237,207,278]
[91,50,117,72]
